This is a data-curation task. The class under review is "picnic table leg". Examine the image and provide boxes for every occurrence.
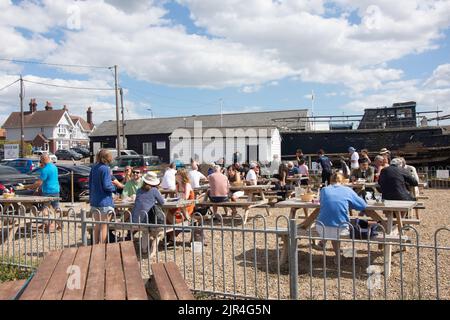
[243,208,250,225]
[280,234,289,264]
[289,208,297,219]
[384,213,393,278]
[260,191,270,217]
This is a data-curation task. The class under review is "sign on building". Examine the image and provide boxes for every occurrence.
[436,170,449,179]
[4,144,19,159]
[156,141,166,149]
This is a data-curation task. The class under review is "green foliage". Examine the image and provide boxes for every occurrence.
[0,264,32,283]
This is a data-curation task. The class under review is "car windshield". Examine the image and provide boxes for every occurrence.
[147,158,161,166]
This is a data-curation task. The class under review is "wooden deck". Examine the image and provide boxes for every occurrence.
[19,242,147,300]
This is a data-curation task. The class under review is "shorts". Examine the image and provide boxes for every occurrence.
[209,196,229,203]
[43,193,60,210]
[232,191,245,198]
[90,206,115,215]
[315,224,350,240]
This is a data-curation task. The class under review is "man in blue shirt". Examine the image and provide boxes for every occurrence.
[25,154,60,232]
[316,149,333,187]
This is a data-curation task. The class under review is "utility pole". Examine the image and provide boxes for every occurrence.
[120,87,125,148]
[19,75,24,158]
[114,65,121,156]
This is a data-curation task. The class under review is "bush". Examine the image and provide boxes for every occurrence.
[0,264,32,283]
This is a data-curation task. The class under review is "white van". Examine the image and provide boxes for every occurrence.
[105,149,139,159]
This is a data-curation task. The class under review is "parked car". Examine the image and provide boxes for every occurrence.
[33,150,58,163]
[111,155,163,181]
[0,165,38,196]
[4,158,40,174]
[70,147,90,158]
[105,148,139,159]
[29,164,90,202]
[55,149,83,160]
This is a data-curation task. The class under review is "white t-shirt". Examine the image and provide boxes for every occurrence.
[161,168,176,190]
[188,170,206,189]
[351,152,360,170]
[246,169,257,185]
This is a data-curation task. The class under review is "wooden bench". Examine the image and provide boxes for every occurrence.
[196,200,270,225]
[0,280,27,300]
[148,262,194,300]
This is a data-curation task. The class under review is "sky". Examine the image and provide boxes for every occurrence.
[0,0,450,128]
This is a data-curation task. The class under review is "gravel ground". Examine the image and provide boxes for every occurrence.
[1,188,449,300]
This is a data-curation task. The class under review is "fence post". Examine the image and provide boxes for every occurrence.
[288,218,298,300]
[81,209,87,246]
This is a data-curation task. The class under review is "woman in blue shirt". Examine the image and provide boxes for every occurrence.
[131,172,165,255]
[89,149,122,244]
[316,172,367,259]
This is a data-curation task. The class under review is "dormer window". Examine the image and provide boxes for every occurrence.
[58,125,67,135]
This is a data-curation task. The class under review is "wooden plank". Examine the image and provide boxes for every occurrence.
[120,241,147,300]
[0,280,26,300]
[83,244,106,300]
[20,251,62,300]
[151,263,177,300]
[62,246,92,300]
[41,248,78,300]
[164,262,194,300]
[104,242,126,300]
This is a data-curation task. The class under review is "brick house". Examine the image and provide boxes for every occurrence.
[2,99,95,153]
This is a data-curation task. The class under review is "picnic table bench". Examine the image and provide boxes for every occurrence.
[148,262,194,300]
[275,199,422,277]
[18,242,148,300]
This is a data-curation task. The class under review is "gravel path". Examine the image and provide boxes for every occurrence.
[1,189,449,300]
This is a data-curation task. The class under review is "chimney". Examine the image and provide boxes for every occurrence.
[29,98,37,113]
[63,105,69,112]
[45,101,53,111]
[87,106,93,125]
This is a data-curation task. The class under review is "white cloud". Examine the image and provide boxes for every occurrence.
[240,85,262,93]
[424,64,450,88]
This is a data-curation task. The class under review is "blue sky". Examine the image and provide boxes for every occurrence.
[0,0,450,125]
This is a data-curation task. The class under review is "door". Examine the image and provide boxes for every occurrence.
[142,142,153,156]
[246,145,259,163]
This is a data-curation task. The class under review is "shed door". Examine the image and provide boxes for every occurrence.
[143,142,153,156]
[246,145,259,163]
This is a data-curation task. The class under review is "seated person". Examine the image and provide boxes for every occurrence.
[297,159,309,186]
[372,155,386,182]
[400,157,420,197]
[273,162,292,200]
[167,169,195,224]
[208,165,233,216]
[161,162,177,190]
[121,169,143,199]
[287,161,300,177]
[350,158,374,182]
[188,163,207,189]
[131,172,165,254]
[316,173,367,261]
[245,162,258,186]
[378,158,418,201]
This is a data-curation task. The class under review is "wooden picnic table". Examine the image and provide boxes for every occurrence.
[275,199,419,277]
[19,242,148,300]
[0,195,60,211]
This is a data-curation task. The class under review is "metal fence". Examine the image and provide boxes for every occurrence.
[417,166,450,189]
[1,204,449,300]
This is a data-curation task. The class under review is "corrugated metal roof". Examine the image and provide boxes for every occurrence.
[91,109,309,136]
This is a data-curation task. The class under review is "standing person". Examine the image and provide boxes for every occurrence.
[316,172,367,261]
[269,154,281,175]
[317,149,333,187]
[360,149,371,164]
[188,163,207,189]
[121,169,143,199]
[89,149,122,244]
[161,162,177,190]
[348,147,359,170]
[131,172,165,255]
[296,149,305,163]
[246,162,258,185]
[24,154,60,232]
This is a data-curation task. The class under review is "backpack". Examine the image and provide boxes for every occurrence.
[349,219,379,240]
[147,204,166,224]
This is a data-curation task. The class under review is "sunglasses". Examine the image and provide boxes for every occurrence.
[133,171,141,174]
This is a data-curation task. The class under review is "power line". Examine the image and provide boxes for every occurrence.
[0,79,20,92]
[23,79,115,91]
[0,58,112,69]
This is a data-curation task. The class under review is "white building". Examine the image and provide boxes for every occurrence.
[169,126,282,166]
[2,100,95,153]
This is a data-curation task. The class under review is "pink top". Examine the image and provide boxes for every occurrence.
[208,172,230,197]
[298,164,309,176]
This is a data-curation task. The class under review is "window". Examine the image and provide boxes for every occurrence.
[58,125,67,135]
[143,142,153,155]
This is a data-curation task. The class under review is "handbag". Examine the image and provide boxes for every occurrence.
[349,219,379,240]
[147,204,166,224]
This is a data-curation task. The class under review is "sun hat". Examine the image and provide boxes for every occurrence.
[379,148,390,155]
[142,172,160,186]
[348,147,356,152]
[250,162,258,169]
